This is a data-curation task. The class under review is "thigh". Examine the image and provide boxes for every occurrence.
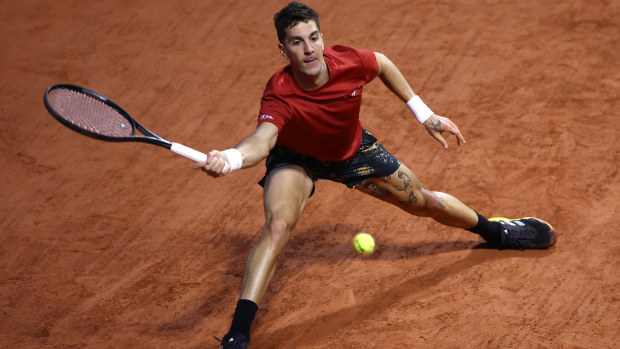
[356,163,427,208]
[263,164,314,227]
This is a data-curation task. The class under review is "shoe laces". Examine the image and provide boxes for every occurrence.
[503,230,526,250]
[501,221,533,250]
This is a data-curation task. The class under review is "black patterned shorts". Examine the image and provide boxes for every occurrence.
[258,129,401,194]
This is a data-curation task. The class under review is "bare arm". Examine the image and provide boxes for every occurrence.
[374,52,415,103]
[374,52,466,148]
[197,122,279,177]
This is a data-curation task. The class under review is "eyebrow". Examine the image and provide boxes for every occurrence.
[287,30,320,43]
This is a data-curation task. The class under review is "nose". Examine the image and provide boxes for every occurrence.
[303,40,314,54]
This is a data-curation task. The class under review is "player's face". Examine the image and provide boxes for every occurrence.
[279,20,326,80]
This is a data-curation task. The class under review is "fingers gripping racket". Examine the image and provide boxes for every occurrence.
[43,84,209,163]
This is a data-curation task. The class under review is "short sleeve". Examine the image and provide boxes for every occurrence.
[257,91,290,131]
[327,45,379,83]
[357,48,379,82]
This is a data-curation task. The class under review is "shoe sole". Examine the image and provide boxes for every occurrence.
[489,216,557,248]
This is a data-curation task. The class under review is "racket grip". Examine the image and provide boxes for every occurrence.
[170,143,208,162]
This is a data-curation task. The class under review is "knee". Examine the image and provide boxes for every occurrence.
[269,218,290,240]
[261,217,293,249]
[422,189,448,212]
[401,188,447,215]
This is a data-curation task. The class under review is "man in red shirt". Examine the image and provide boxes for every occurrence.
[200,2,556,348]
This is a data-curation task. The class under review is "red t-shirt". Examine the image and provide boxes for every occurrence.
[257,45,379,161]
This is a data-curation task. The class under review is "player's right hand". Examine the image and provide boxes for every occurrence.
[194,150,231,178]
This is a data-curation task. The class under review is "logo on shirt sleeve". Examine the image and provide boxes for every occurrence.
[259,114,274,120]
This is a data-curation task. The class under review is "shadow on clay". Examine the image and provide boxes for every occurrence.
[253,247,554,348]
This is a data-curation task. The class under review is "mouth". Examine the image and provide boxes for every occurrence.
[304,56,317,64]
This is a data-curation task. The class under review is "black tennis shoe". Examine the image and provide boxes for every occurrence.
[489,217,556,250]
[215,333,249,349]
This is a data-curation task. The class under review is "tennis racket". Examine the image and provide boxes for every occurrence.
[43,83,210,164]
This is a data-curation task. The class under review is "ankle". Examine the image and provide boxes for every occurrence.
[228,299,258,339]
[467,212,502,244]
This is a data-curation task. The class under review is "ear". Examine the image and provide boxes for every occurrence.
[278,43,288,60]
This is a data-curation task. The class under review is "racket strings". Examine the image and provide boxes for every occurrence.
[48,89,134,137]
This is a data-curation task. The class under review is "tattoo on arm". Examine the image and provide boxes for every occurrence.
[428,119,442,131]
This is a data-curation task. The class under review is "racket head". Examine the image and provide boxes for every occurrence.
[44,84,142,143]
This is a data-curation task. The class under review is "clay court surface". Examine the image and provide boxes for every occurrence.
[1,0,618,348]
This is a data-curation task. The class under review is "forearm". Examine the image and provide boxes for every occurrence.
[235,136,273,168]
[374,52,434,124]
[231,122,279,169]
[199,123,278,177]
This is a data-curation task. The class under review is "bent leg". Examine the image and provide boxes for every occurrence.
[357,163,478,229]
[240,165,313,303]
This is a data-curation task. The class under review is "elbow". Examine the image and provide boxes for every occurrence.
[261,143,272,159]
[251,139,275,164]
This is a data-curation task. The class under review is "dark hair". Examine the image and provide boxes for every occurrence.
[274,2,320,43]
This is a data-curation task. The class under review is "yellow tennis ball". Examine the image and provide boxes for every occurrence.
[353,232,375,255]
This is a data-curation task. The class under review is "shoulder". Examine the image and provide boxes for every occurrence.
[324,45,376,66]
[324,45,378,81]
[325,45,367,56]
[264,66,295,96]
[260,68,293,120]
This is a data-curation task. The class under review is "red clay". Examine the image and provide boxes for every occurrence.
[1,1,618,348]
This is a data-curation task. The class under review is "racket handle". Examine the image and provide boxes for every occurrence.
[170,143,208,162]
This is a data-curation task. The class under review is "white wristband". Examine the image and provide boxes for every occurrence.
[406,95,434,124]
[222,148,243,172]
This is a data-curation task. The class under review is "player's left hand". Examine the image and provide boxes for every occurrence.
[423,114,466,149]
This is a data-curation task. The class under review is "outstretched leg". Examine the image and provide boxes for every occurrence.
[221,165,313,346]
[241,165,313,302]
[357,163,556,250]
[357,163,478,228]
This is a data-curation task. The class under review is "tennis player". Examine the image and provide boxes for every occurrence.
[199,2,556,348]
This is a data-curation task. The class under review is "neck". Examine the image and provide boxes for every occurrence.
[292,62,329,91]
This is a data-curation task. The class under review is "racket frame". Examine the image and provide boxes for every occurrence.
[43,83,173,149]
